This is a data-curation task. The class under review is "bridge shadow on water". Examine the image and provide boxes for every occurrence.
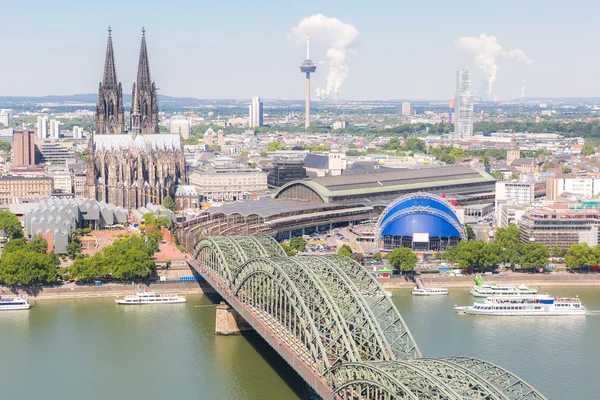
[193,278,319,400]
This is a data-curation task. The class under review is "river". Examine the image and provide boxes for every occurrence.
[0,286,598,399]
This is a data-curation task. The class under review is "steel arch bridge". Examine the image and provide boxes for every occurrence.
[186,235,547,400]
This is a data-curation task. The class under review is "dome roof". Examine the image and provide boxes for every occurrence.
[378,193,465,239]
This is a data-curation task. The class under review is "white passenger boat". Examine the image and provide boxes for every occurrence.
[115,291,187,305]
[412,287,449,296]
[0,295,31,310]
[470,283,537,298]
[455,295,586,316]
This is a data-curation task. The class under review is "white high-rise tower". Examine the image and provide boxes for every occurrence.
[248,97,263,128]
[453,68,474,140]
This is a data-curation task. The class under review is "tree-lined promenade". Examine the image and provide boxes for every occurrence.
[0,210,164,287]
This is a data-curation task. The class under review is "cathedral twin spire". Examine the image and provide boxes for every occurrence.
[96,27,159,135]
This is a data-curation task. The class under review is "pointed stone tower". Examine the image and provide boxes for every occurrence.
[131,27,159,135]
[95,26,125,135]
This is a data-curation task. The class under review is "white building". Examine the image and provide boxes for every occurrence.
[495,181,535,226]
[453,69,474,140]
[189,167,268,202]
[72,126,84,139]
[0,109,13,127]
[170,117,191,139]
[332,120,348,130]
[401,102,411,116]
[49,119,60,139]
[37,116,48,139]
[46,167,73,194]
[248,97,263,128]
[546,176,600,200]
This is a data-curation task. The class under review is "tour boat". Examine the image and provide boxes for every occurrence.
[0,295,31,310]
[412,287,449,296]
[115,291,187,305]
[470,283,537,298]
[454,295,586,316]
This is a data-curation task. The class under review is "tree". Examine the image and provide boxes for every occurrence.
[0,210,23,239]
[2,238,26,254]
[565,243,596,269]
[260,151,268,158]
[448,147,466,159]
[289,237,307,252]
[184,136,199,145]
[464,224,476,241]
[372,252,382,261]
[550,245,566,258]
[490,170,504,181]
[562,165,572,174]
[142,212,170,228]
[267,141,286,151]
[0,141,11,152]
[66,237,82,259]
[28,235,48,254]
[0,249,59,286]
[495,224,522,266]
[208,144,221,152]
[162,195,176,212]
[280,243,296,256]
[387,247,417,272]
[337,244,353,258]
[581,143,595,156]
[403,138,427,153]
[521,242,549,269]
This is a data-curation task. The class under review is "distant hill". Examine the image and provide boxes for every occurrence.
[0,93,200,105]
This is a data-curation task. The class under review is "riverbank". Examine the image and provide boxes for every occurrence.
[0,281,213,300]
[378,273,600,289]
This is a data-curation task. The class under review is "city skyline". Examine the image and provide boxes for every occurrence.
[0,0,596,100]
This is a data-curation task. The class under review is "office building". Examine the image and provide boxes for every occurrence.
[0,176,53,206]
[37,116,48,139]
[13,129,36,166]
[401,102,411,116]
[72,126,84,139]
[266,157,307,188]
[0,109,13,127]
[37,141,75,164]
[453,69,474,140]
[189,167,268,202]
[49,119,60,139]
[170,117,191,139]
[248,97,264,128]
[546,175,600,201]
[495,181,535,226]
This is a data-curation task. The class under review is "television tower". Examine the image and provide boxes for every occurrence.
[300,34,316,129]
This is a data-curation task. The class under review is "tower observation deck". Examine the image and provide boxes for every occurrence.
[300,35,316,129]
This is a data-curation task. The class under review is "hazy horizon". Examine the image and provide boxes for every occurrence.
[0,0,597,101]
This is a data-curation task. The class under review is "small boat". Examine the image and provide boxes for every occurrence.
[115,291,187,305]
[0,295,31,310]
[412,287,449,296]
[454,295,586,316]
[470,276,537,298]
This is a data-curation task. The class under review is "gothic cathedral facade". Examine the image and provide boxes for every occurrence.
[86,28,186,209]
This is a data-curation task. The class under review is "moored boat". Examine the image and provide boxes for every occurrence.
[0,295,31,310]
[455,295,586,316]
[412,287,449,296]
[115,291,187,305]
[471,276,537,297]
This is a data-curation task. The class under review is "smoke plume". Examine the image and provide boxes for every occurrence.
[290,14,359,98]
[457,34,532,95]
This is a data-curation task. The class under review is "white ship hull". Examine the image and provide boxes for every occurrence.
[455,295,586,316]
[115,291,187,305]
[412,288,449,296]
[0,303,31,310]
[459,308,586,316]
[115,298,187,305]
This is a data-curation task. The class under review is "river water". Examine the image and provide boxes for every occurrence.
[0,287,598,399]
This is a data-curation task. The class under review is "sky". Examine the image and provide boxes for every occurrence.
[0,0,597,101]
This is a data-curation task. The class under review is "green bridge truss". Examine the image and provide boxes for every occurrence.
[190,235,547,400]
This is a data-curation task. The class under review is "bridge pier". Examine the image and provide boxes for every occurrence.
[215,302,253,335]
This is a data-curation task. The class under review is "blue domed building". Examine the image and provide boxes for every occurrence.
[377,193,466,252]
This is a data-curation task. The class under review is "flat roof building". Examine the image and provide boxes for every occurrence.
[13,129,36,166]
[189,167,268,202]
[0,176,53,206]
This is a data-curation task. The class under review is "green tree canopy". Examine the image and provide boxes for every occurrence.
[162,195,176,212]
[184,136,199,145]
[581,143,595,156]
[0,141,11,152]
[142,212,171,228]
[0,248,59,286]
[0,211,23,239]
[266,141,286,151]
[289,237,307,252]
[490,170,504,181]
[28,235,48,254]
[337,244,353,258]
[550,245,567,258]
[565,243,596,269]
[280,243,296,256]
[387,247,418,272]
[66,237,82,259]
[464,224,476,241]
[521,243,549,269]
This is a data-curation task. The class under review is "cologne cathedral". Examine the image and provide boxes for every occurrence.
[86,28,186,209]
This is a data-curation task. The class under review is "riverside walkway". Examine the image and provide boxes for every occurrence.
[184,234,547,400]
